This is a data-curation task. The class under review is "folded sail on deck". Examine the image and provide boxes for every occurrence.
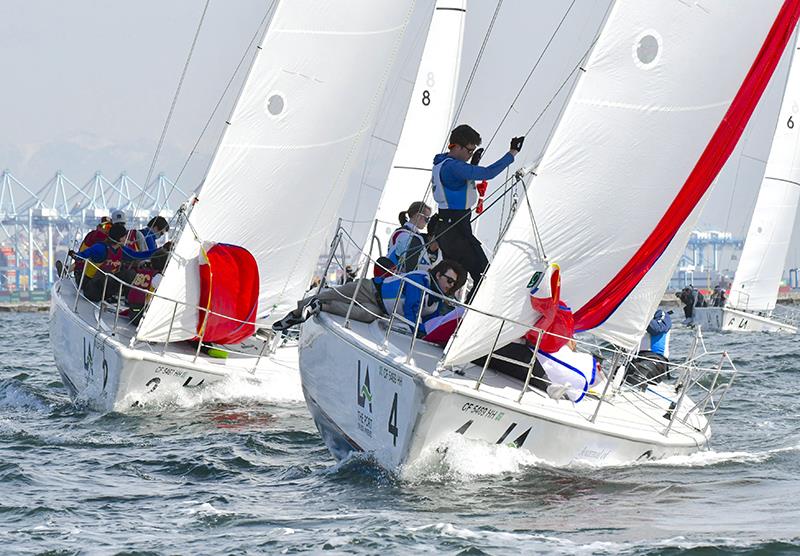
[445,0,800,365]
[137,1,435,342]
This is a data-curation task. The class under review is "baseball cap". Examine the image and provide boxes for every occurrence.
[111,209,126,224]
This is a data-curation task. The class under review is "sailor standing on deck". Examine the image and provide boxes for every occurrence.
[431,124,524,301]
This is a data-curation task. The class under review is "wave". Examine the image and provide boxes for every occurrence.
[396,432,800,482]
[406,524,800,555]
[0,379,54,412]
[119,371,305,411]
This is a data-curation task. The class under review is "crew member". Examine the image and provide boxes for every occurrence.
[431,124,523,300]
[386,201,440,274]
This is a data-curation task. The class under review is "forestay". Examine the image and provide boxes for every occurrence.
[729,36,800,313]
[137,1,433,342]
[367,0,466,258]
[445,0,800,365]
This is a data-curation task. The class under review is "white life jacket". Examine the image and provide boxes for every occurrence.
[387,223,434,272]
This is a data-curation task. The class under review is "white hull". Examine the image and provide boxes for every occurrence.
[49,278,302,412]
[692,306,797,333]
[299,313,710,470]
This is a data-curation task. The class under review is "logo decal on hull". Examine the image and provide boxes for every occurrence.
[357,361,372,412]
[182,376,205,388]
[145,377,161,393]
[83,338,93,372]
[356,361,373,438]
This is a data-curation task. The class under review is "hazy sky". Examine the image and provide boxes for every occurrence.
[1,1,798,266]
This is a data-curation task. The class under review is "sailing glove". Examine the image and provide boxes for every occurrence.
[469,147,485,166]
[510,136,525,152]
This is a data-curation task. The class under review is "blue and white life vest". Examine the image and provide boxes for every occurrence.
[432,156,478,210]
[387,223,436,272]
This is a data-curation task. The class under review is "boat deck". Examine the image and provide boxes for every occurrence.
[53,277,297,376]
[320,313,712,448]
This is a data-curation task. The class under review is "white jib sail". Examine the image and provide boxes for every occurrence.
[366,0,466,259]
[729,35,800,313]
[137,0,433,343]
[445,0,791,365]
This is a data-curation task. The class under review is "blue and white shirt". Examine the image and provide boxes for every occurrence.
[431,152,514,210]
[375,270,451,331]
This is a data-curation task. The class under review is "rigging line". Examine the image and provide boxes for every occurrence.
[722,126,753,235]
[162,1,277,216]
[140,0,211,208]
[484,0,577,152]
[422,0,503,206]
[451,0,503,125]
[475,6,611,211]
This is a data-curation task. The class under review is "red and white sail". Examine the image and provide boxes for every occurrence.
[729,34,800,313]
[445,0,800,365]
[137,1,434,342]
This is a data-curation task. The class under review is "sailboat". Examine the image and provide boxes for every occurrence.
[299,1,800,468]
[694,34,800,333]
[49,0,436,411]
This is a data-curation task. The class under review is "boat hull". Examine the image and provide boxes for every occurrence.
[693,306,797,333]
[49,279,301,411]
[299,314,707,470]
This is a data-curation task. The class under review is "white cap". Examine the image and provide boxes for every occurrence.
[111,209,126,224]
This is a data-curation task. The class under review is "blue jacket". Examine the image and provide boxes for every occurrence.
[375,271,450,329]
[431,152,514,210]
[646,310,672,356]
[77,242,161,263]
[140,228,159,251]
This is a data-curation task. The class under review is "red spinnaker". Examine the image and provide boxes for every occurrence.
[197,243,259,344]
[574,0,800,332]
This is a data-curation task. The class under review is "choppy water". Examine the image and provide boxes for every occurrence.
[2,311,800,554]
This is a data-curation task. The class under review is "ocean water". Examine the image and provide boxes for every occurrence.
[2,311,799,555]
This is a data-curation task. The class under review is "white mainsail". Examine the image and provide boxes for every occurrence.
[136,1,434,342]
[729,36,800,313]
[445,0,799,365]
[367,0,466,257]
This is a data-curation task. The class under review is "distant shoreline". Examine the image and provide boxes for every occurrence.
[0,302,50,312]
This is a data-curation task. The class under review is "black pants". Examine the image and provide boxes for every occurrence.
[433,209,488,301]
[81,269,135,303]
[473,342,548,392]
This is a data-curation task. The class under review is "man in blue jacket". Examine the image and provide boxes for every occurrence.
[431,124,523,300]
[645,309,672,357]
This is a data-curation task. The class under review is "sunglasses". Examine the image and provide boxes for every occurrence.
[416,213,431,223]
[441,273,458,287]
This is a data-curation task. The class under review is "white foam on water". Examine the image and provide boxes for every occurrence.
[181,501,232,516]
[407,526,786,555]
[0,382,51,412]
[400,433,546,482]
[646,449,770,467]
[120,370,304,411]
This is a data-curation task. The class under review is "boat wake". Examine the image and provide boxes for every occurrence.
[398,433,800,481]
[119,371,304,411]
[400,434,547,482]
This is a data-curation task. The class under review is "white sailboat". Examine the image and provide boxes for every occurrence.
[694,33,800,333]
[299,1,800,469]
[49,0,435,411]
